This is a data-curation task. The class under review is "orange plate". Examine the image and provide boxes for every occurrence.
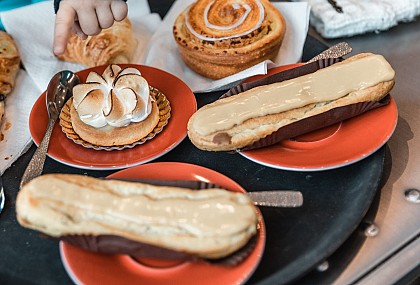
[60,162,266,285]
[29,65,197,170]
[239,64,398,171]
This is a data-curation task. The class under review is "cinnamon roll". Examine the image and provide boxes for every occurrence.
[173,0,286,79]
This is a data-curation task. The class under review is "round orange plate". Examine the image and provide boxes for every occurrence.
[60,162,266,285]
[239,64,398,171]
[29,65,197,170]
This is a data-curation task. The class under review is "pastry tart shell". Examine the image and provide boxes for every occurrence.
[59,86,171,151]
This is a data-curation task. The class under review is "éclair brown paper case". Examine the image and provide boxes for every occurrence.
[61,233,258,267]
[220,58,391,150]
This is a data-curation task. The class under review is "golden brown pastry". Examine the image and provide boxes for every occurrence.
[57,18,137,67]
[187,53,396,151]
[0,31,20,96]
[16,174,258,260]
[0,31,20,133]
[67,64,160,147]
[173,0,286,79]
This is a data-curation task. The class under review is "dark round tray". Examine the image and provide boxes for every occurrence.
[0,2,385,284]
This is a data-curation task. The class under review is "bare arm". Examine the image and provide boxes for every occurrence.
[53,0,128,56]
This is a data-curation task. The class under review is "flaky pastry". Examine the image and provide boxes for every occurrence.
[57,18,137,67]
[0,31,20,136]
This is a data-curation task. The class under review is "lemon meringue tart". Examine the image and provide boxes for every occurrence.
[68,65,160,147]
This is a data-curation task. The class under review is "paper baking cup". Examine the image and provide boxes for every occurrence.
[59,86,171,151]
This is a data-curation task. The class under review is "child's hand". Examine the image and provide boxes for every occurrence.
[53,0,128,56]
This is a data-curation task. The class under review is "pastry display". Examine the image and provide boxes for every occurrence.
[173,0,286,79]
[187,53,395,151]
[0,31,20,130]
[57,18,137,67]
[61,64,164,147]
[16,174,259,261]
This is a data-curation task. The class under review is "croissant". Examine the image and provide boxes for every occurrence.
[57,18,137,67]
[173,0,286,79]
[0,31,20,96]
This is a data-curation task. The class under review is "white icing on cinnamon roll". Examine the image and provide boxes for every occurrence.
[185,0,265,41]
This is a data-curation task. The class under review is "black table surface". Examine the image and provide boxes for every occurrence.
[0,1,389,285]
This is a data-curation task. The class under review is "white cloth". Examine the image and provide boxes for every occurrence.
[305,0,420,38]
[0,0,159,174]
[144,1,310,93]
[0,70,39,174]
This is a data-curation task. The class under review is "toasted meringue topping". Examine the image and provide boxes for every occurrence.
[72,65,153,128]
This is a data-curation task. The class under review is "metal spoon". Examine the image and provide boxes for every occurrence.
[112,178,304,208]
[20,71,80,188]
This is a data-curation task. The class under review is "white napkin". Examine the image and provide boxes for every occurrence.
[304,0,420,38]
[0,0,160,174]
[0,70,40,175]
[1,0,162,92]
[144,1,310,93]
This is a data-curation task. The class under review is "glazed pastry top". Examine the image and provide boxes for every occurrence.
[191,54,395,136]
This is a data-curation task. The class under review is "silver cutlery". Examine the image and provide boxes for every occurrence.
[247,190,303,207]
[110,178,303,208]
[307,42,352,63]
[20,71,80,189]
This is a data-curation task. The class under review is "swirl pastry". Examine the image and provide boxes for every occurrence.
[57,18,137,67]
[68,64,160,146]
[173,0,286,79]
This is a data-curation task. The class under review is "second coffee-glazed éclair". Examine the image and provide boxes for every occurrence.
[173,0,286,79]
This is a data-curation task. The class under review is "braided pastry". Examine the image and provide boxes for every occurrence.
[57,18,137,67]
[0,31,20,135]
[0,31,20,96]
[173,0,286,79]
